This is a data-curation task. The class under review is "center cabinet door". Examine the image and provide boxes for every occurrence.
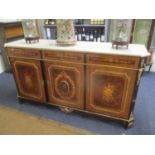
[86,65,138,119]
[44,60,84,110]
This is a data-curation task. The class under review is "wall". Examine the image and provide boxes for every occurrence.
[0,54,5,73]
[36,19,46,39]
[150,50,155,72]
[150,26,155,72]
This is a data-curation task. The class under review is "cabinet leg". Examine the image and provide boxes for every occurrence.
[148,64,152,72]
[18,98,25,104]
[123,114,134,129]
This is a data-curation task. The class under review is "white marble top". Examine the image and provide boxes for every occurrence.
[0,19,21,24]
[5,39,149,57]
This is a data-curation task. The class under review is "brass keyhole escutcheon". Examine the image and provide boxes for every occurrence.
[59,80,70,96]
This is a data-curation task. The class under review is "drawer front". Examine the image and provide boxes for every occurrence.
[43,51,84,63]
[86,54,140,69]
[7,48,41,59]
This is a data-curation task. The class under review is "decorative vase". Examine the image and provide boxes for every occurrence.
[112,19,132,49]
[21,19,39,44]
[56,19,76,45]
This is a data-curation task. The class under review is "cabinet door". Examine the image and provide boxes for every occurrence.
[86,65,138,119]
[150,25,155,48]
[44,61,84,109]
[10,58,46,103]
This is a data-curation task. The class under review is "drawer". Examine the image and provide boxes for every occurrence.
[43,51,84,63]
[7,48,41,59]
[86,54,140,69]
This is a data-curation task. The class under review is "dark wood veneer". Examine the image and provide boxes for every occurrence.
[9,57,46,103]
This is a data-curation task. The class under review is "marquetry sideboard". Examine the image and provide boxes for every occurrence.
[5,39,149,128]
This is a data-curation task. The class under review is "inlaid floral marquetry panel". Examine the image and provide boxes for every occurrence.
[10,58,46,102]
[93,73,125,109]
[86,65,137,119]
